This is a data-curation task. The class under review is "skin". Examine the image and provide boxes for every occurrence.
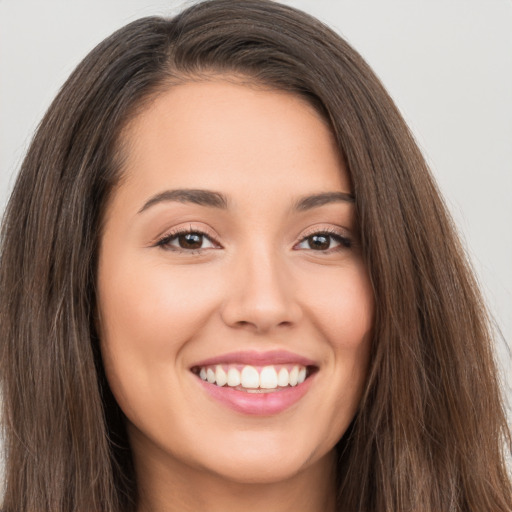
[97,79,374,512]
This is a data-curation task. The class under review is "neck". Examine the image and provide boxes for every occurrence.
[134,447,337,512]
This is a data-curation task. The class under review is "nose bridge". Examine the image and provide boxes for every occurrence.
[220,237,301,332]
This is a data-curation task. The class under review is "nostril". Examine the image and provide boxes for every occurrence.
[231,319,295,333]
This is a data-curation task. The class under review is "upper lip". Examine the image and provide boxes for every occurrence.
[190,350,317,368]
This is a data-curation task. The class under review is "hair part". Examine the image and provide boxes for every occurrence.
[1,1,510,511]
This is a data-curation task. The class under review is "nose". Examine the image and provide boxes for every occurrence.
[220,245,302,334]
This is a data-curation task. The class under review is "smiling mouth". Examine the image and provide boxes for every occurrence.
[191,364,317,393]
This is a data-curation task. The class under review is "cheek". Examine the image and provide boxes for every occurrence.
[332,274,373,389]
[96,256,223,413]
[300,262,374,405]
[98,259,221,355]
[301,261,374,348]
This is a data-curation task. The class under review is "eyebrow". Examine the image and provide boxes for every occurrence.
[293,191,355,211]
[138,189,228,213]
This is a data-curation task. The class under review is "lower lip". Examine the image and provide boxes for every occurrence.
[196,375,315,415]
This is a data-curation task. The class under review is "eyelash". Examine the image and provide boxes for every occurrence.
[155,227,352,253]
[155,227,220,253]
[295,228,352,251]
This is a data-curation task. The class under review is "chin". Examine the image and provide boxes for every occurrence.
[188,434,333,485]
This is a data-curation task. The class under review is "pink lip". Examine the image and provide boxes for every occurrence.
[195,374,315,415]
[190,350,318,416]
[191,349,317,368]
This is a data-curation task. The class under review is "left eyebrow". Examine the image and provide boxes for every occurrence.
[293,191,355,211]
[138,188,228,214]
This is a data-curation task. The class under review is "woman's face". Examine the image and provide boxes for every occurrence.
[97,79,374,485]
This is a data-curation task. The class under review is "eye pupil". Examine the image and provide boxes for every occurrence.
[179,233,203,249]
[308,234,330,250]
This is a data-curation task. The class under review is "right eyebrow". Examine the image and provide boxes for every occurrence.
[293,191,355,211]
[138,189,228,214]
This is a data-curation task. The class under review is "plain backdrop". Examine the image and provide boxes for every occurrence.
[0,0,511,421]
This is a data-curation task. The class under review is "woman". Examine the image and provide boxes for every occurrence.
[0,0,510,511]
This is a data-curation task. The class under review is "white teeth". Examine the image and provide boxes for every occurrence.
[215,365,227,387]
[197,363,310,390]
[227,367,241,387]
[241,366,260,388]
[259,366,278,389]
[206,368,216,384]
[277,367,289,387]
[289,366,299,386]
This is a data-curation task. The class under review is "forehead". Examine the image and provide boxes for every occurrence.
[115,79,350,210]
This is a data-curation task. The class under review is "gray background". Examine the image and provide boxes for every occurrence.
[1,0,511,427]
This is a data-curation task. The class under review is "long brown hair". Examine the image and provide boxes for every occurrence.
[1,1,510,510]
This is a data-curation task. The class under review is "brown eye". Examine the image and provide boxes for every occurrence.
[295,231,352,252]
[308,234,331,250]
[178,233,203,249]
[157,230,218,251]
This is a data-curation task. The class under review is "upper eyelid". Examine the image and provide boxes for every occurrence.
[298,224,352,240]
[295,225,357,252]
[154,225,221,248]
[295,231,351,249]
